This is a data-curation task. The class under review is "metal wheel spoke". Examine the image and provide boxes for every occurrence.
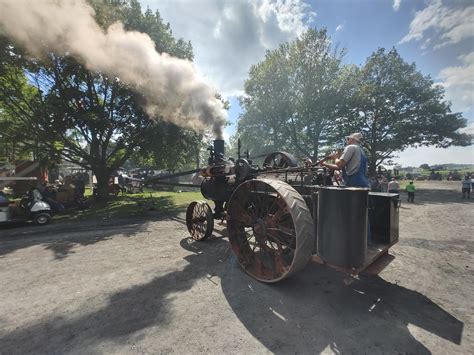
[267,227,296,239]
[266,229,296,250]
[232,202,254,225]
[186,201,214,241]
[227,179,314,283]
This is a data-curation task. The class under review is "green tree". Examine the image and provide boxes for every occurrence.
[0,0,195,199]
[337,48,471,175]
[238,29,350,160]
[132,123,202,172]
[288,29,348,159]
[238,44,293,156]
[0,65,39,162]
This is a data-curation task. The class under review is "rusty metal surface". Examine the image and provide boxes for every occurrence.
[185,201,214,241]
[227,179,314,283]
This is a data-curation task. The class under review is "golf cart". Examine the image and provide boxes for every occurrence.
[0,177,53,226]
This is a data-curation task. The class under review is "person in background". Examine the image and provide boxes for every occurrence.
[461,175,471,199]
[118,173,125,191]
[380,175,388,192]
[26,183,43,208]
[74,178,85,198]
[369,176,381,192]
[388,178,400,193]
[406,181,416,203]
[42,184,64,213]
[320,132,369,188]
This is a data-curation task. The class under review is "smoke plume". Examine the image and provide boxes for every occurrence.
[0,0,226,138]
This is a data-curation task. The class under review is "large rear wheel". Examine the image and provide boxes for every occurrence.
[227,179,314,283]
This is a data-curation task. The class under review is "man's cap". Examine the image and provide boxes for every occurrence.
[346,132,363,142]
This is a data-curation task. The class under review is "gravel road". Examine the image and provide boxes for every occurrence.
[0,181,472,354]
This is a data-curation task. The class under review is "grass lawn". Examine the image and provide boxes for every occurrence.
[54,188,204,223]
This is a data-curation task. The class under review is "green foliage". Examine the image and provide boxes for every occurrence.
[0,0,195,198]
[238,37,471,173]
[336,48,472,174]
[54,189,203,222]
[131,123,203,171]
[238,43,293,156]
[238,28,352,160]
[0,64,48,162]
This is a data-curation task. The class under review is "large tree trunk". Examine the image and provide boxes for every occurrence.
[368,153,377,177]
[195,147,200,169]
[94,168,111,201]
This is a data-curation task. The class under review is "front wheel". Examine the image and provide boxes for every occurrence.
[186,201,214,241]
[34,212,51,225]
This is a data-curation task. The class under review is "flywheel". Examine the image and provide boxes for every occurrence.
[263,151,298,169]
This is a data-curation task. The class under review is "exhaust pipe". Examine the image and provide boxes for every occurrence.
[213,139,225,158]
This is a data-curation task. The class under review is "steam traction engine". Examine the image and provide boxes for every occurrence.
[162,139,399,283]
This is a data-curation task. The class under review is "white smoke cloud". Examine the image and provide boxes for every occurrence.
[0,0,227,137]
[140,0,316,96]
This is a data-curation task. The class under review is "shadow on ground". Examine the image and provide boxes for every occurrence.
[0,201,187,260]
[0,236,463,354]
[217,236,464,353]
[221,262,463,353]
[0,236,227,354]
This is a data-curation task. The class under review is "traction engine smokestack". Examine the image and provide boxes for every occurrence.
[200,139,233,211]
[213,139,225,161]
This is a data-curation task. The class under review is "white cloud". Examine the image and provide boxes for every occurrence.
[335,24,344,32]
[393,0,401,11]
[399,46,474,166]
[140,0,315,96]
[437,51,474,112]
[399,0,474,49]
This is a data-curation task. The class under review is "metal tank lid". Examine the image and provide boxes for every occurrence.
[318,186,370,191]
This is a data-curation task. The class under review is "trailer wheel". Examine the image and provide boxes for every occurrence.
[227,179,314,283]
[186,201,214,241]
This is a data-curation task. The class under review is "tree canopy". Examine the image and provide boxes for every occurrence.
[239,29,350,160]
[335,48,471,175]
[237,31,471,174]
[0,0,199,198]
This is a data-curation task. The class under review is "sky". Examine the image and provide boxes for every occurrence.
[140,0,473,167]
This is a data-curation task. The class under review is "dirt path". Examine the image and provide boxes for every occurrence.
[0,181,472,354]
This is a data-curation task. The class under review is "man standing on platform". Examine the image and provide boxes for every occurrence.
[320,132,369,188]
